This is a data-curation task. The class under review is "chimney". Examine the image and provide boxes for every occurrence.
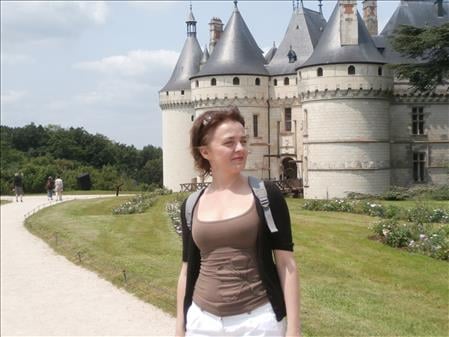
[435,0,445,17]
[340,0,358,46]
[209,17,224,54]
[363,0,378,36]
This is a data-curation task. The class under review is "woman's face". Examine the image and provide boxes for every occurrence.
[200,120,248,175]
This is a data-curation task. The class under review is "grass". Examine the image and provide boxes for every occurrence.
[25,196,448,336]
[1,199,12,205]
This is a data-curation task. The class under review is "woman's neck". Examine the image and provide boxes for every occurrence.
[208,173,245,192]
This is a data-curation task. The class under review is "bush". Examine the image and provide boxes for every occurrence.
[302,199,355,213]
[372,219,449,260]
[381,186,410,201]
[112,188,171,215]
[407,206,449,224]
[361,201,386,217]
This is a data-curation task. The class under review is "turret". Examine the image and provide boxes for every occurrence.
[297,1,393,198]
[159,5,203,191]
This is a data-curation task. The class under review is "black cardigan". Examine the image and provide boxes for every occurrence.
[180,181,294,327]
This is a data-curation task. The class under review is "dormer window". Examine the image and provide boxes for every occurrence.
[233,77,240,85]
[211,78,217,86]
[378,66,383,76]
[284,77,290,85]
[287,47,297,63]
[317,67,323,77]
[348,65,356,75]
[274,79,278,86]
[255,78,260,86]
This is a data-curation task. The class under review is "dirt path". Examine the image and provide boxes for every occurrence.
[1,195,175,336]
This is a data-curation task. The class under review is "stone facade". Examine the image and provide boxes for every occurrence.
[160,2,449,197]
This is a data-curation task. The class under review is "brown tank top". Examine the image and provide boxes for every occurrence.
[192,197,268,316]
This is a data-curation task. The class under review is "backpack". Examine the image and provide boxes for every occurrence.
[185,176,278,233]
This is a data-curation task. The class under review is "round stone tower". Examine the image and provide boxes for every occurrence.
[190,2,271,180]
[159,7,202,191]
[297,0,393,199]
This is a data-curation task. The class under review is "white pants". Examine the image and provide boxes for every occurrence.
[186,301,286,337]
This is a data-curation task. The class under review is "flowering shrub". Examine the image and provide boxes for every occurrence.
[362,202,386,217]
[372,219,449,261]
[166,201,182,235]
[347,185,449,201]
[407,206,449,224]
[112,188,171,215]
[302,199,355,213]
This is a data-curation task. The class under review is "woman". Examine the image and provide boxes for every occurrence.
[46,176,55,200]
[176,107,301,337]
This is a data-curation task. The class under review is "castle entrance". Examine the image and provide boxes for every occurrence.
[282,157,297,179]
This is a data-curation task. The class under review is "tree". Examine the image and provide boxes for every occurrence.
[390,22,449,93]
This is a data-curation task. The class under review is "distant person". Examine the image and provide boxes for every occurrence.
[55,176,63,201]
[13,172,24,202]
[46,176,55,201]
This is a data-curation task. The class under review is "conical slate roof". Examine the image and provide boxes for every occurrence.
[299,2,385,69]
[160,34,202,92]
[266,6,326,75]
[192,6,268,78]
[200,45,210,65]
[264,42,277,64]
[380,0,449,64]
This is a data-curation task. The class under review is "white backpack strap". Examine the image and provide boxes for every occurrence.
[185,188,205,230]
[248,176,278,233]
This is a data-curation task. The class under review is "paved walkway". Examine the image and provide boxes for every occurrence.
[1,195,176,336]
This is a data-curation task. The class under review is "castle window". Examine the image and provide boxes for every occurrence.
[317,67,323,77]
[211,78,217,86]
[181,90,185,95]
[191,115,194,122]
[253,114,259,137]
[166,91,169,96]
[378,66,383,76]
[284,77,290,85]
[348,65,356,75]
[195,80,199,88]
[413,152,426,183]
[285,108,292,132]
[298,72,302,80]
[255,78,260,86]
[412,107,425,135]
[233,77,240,85]
[274,79,278,86]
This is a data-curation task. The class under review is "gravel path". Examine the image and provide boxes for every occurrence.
[1,195,176,336]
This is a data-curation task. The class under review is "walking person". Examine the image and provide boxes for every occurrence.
[54,176,63,201]
[176,107,301,337]
[46,176,55,201]
[13,172,24,202]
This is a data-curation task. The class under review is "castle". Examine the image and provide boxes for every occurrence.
[159,0,449,199]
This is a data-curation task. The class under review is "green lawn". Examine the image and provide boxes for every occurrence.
[0,199,12,205]
[25,196,448,336]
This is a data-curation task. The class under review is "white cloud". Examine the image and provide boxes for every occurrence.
[1,90,27,105]
[74,50,179,78]
[1,1,109,46]
[73,79,153,108]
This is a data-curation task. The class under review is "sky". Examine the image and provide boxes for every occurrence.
[1,0,400,149]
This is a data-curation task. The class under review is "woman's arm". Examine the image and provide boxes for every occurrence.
[274,250,301,337]
[175,262,188,337]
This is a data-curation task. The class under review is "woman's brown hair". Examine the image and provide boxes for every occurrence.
[190,106,245,176]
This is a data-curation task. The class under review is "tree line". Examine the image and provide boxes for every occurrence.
[0,124,162,194]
